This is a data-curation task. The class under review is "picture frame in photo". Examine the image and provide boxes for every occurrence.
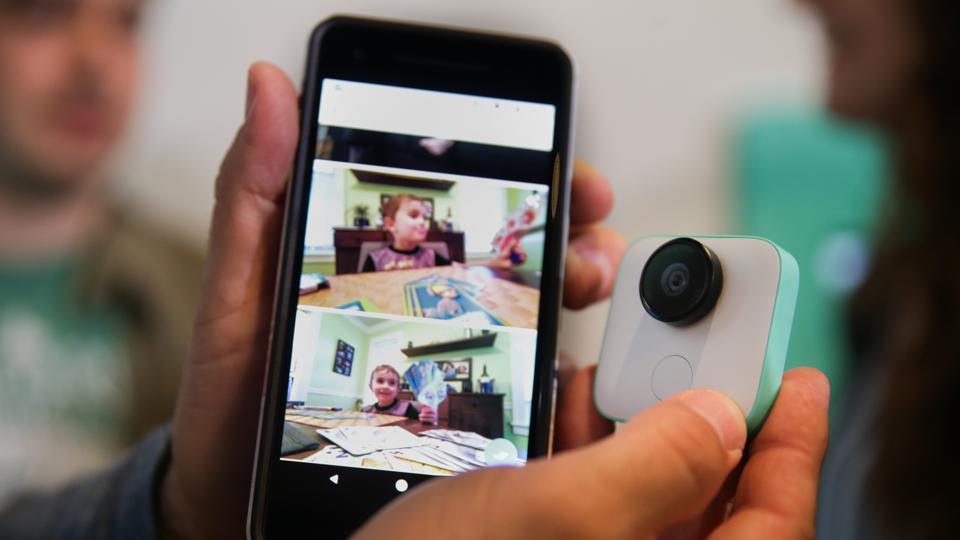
[438,358,472,381]
[445,380,464,393]
[333,339,355,377]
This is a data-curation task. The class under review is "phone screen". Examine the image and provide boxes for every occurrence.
[252,18,573,537]
[285,78,556,474]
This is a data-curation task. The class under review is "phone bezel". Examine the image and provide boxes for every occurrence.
[248,15,575,539]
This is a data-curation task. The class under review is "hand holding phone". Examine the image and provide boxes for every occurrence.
[156,61,826,540]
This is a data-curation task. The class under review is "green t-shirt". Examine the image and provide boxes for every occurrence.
[0,258,129,504]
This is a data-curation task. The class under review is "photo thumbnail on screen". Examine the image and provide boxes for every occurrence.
[281,308,537,476]
[297,79,556,330]
[299,164,550,330]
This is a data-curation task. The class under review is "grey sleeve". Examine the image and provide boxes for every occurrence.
[0,425,172,540]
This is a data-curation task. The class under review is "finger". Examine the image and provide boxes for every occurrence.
[180,60,297,417]
[167,63,298,540]
[570,159,614,226]
[583,389,745,535]
[712,368,830,539]
[554,364,614,452]
[195,61,299,336]
[661,460,744,539]
[564,224,626,309]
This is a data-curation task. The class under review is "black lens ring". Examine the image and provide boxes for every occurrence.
[639,237,723,326]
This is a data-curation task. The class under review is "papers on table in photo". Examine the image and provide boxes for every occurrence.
[420,429,492,450]
[384,452,453,476]
[312,426,522,474]
[391,446,469,474]
[303,446,451,476]
[430,439,486,468]
[316,426,427,456]
[299,273,328,294]
[388,438,486,474]
[296,411,374,421]
[382,452,416,473]
[359,453,393,471]
[303,445,363,468]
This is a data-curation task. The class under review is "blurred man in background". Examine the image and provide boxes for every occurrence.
[0,0,202,506]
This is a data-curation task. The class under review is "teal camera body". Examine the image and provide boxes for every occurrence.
[594,235,799,434]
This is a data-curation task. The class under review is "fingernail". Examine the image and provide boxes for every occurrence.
[574,245,613,295]
[245,66,259,119]
[676,389,745,453]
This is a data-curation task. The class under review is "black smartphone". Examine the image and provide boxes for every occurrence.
[248,16,574,539]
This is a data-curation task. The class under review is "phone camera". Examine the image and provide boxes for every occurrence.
[640,238,723,325]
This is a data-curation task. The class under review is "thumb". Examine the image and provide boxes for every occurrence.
[165,62,298,540]
[177,59,297,434]
[606,389,746,533]
[195,61,298,340]
[358,389,747,539]
[519,388,746,538]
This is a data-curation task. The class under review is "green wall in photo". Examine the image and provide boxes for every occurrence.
[342,169,459,228]
[307,314,370,408]
[502,409,528,454]
[302,262,335,276]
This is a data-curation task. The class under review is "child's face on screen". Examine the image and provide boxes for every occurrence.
[387,199,429,246]
[370,369,400,405]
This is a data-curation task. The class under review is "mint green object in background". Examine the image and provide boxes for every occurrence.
[734,107,889,414]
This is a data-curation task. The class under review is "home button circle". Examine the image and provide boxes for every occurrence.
[651,355,693,400]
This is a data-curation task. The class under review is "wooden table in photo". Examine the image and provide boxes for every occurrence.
[299,264,540,329]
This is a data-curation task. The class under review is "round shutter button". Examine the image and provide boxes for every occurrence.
[651,355,693,400]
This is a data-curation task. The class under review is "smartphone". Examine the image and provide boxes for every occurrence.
[248,16,575,538]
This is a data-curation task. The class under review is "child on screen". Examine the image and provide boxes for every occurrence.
[361,193,523,272]
[362,194,450,272]
[361,364,437,423]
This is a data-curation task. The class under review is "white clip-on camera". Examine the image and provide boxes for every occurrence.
[594,236,799,433]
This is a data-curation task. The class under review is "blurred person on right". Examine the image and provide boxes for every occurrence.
[803,0,960,537]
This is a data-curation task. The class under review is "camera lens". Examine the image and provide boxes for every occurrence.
[640,238,723,325]
[660,262,690,296]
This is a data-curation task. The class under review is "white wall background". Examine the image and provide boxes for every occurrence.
[112,0,825,365]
